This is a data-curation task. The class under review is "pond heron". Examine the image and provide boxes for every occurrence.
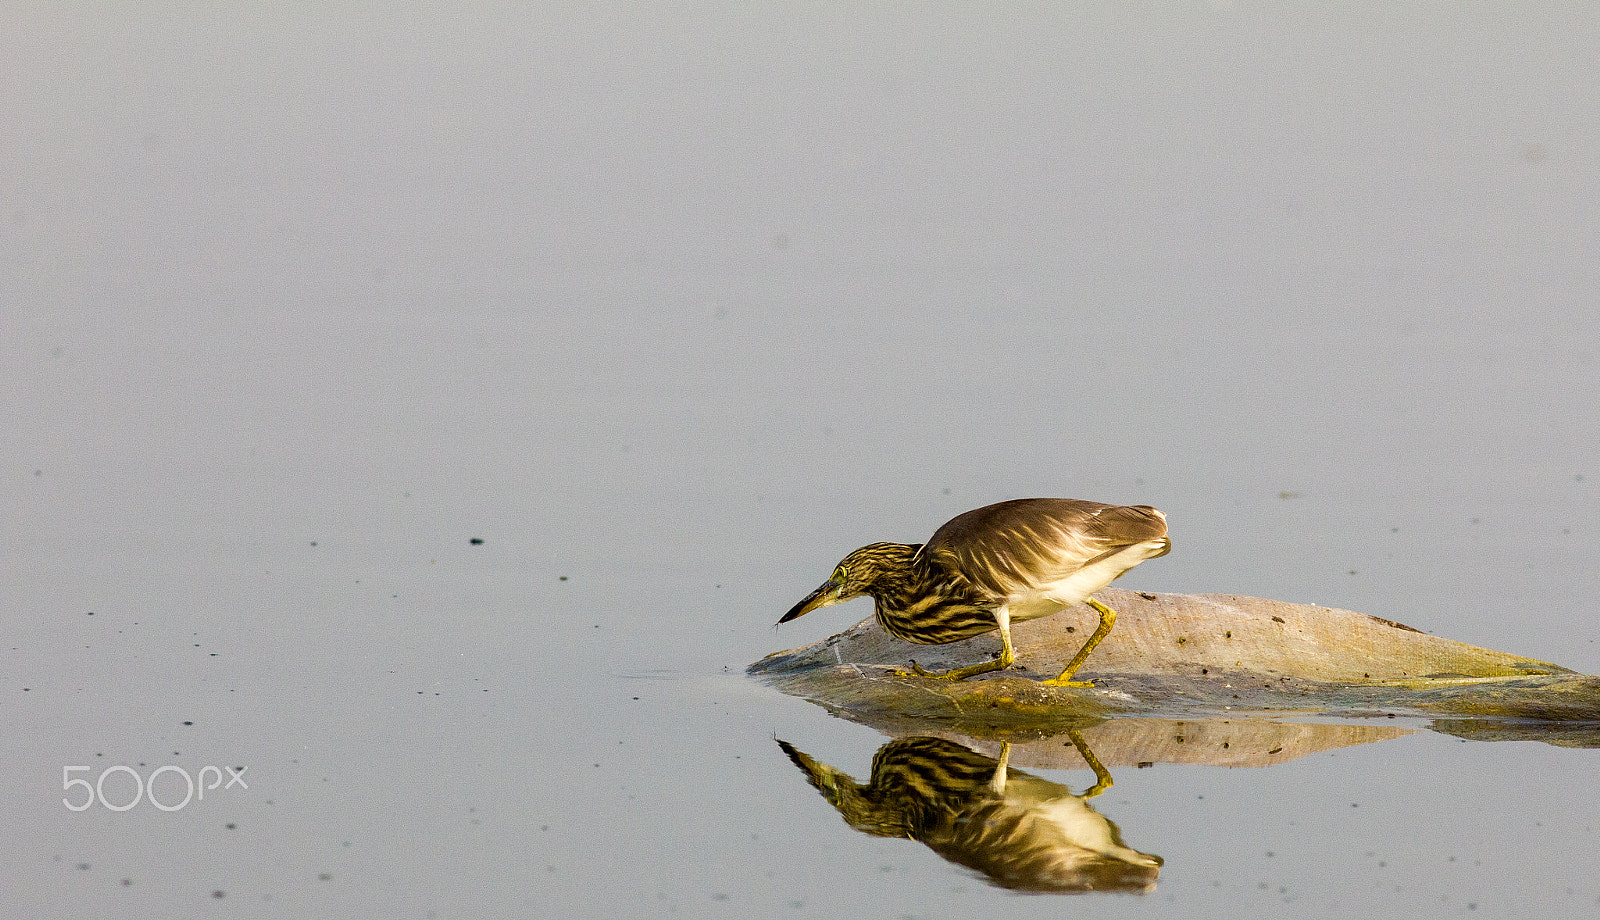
[779,498,1170,686]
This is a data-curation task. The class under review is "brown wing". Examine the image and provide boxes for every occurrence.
[922,498,1168,598]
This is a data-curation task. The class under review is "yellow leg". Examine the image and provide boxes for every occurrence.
[986,742,1011,795]
[1043,597,1116,687]
[894,612,1016,681]
[1065,728,1112,798]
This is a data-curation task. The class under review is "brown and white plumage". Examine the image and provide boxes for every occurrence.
[776,735,1162,893]
[779,498,1170,685]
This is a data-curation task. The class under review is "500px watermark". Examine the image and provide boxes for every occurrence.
[62,765,248,812]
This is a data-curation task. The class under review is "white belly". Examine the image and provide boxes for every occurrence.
[1008,537,1170,622]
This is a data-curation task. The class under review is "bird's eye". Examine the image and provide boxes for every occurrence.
[832,566,848,583]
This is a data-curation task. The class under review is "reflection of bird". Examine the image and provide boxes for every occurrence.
[779,498,1170,685]
[777,734,1161,894]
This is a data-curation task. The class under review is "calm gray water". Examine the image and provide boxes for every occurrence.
[3,5,1598,918]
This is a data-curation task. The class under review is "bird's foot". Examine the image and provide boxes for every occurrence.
[891,660,1000,681]
[889,661,957,680]
[1041,677,1096,688]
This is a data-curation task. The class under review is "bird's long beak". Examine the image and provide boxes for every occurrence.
[778,579,843,624]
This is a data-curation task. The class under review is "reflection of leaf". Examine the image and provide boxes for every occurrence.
[1428,721,1600,748]
[919,719,1414,771]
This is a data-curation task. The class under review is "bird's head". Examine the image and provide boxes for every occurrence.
[778,542,918,624]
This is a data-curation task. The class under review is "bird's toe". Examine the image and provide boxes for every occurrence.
[1042,677,1096,688]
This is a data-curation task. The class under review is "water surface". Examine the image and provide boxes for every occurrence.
[3,5,1598,918]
